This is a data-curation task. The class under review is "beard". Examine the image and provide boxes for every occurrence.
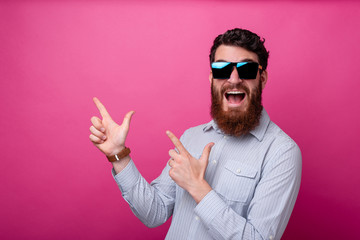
[210,80,263,136]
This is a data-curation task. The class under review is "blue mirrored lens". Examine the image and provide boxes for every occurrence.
[236,62,248,67]
[211,62,232,69]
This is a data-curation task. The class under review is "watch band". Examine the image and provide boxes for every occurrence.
[107,147,131,162]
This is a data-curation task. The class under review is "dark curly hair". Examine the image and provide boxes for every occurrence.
[209,28,269,70]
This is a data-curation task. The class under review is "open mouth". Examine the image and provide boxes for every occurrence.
[225,91,246,105]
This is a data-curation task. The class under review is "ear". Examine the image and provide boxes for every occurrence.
[260,70,268,89]
[209,71,213,84]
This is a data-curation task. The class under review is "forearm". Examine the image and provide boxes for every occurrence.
[188,179,212,204]
[195,191,266,240]
[113,160,175,227]
[112,155,131,174]
[194,143,302,240]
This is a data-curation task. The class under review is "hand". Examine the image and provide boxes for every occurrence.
[89,97,135,157]
[166,130,214,203]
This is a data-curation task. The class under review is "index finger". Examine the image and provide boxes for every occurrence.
[166,130,187,154]
[93,97,112,119]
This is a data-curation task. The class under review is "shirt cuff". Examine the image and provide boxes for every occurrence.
[111,159,140,193]
[194,190,227,226]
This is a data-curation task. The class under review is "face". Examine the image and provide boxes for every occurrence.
[210,45,268,136]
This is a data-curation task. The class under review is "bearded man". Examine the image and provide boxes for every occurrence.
[89,28,302,240]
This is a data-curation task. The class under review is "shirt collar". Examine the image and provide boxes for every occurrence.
[203,108,270,142]
[203,119,219,133]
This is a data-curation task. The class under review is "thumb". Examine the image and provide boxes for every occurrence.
[121,110,135,131]
[200,142,215,162]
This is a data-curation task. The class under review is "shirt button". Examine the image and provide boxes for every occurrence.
[223,136,227,139]
[195,216,199,221]
[269,236,274,240]
[236,169,241,173]
[212,160,217,165]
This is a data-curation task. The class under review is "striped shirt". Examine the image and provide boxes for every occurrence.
[112,109,302,240]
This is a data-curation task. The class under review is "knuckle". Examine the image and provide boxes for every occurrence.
[175,157,182,163]
[90,126,98,135]
[169,168,176,177]
[95,117,102,125]
[89,134,97,142]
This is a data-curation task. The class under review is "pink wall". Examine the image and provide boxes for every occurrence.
[1,1,359,239]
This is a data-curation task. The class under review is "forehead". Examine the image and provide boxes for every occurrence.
[214,45,259,63]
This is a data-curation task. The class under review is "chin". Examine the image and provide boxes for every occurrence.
[211,81,263,136]
[222,103,248,113]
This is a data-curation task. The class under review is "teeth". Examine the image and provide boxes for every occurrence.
[227,91,244,94]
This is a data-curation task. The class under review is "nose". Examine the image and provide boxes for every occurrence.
[228,66,243,84]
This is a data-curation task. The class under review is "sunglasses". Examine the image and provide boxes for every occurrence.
[211,61,263,79]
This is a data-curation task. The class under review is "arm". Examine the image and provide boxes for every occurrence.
[195,143,302,240]
[112,159,176,227]
[166,131,301,239]
[89,97,175,227]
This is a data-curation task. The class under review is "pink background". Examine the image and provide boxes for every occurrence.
[1,1,359,239]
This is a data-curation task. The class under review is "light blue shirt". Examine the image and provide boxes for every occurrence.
[112,109,302,240]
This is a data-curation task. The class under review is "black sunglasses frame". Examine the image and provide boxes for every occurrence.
[211,62,263,80]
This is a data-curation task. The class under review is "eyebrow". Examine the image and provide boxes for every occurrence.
[215,58,257,63]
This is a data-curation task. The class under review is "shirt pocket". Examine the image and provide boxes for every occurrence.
[215,160,258,203]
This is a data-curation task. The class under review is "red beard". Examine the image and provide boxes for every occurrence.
[210,81,263,136]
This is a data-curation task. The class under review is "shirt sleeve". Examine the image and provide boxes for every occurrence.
[112,159,176,228]
[111,131,192,229]
[194,142,302,240]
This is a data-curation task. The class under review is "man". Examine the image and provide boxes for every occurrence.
[89,28,302,240]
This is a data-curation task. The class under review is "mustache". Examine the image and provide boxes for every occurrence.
[220,83,250,96]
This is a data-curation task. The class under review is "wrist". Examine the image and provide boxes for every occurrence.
[106,147,131,162]
[107,145,126,157]
[189,180,212,204]
[112,155,131,174]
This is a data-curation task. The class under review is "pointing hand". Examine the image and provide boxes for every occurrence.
[166,130,214,203]
[89,97,134,156]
